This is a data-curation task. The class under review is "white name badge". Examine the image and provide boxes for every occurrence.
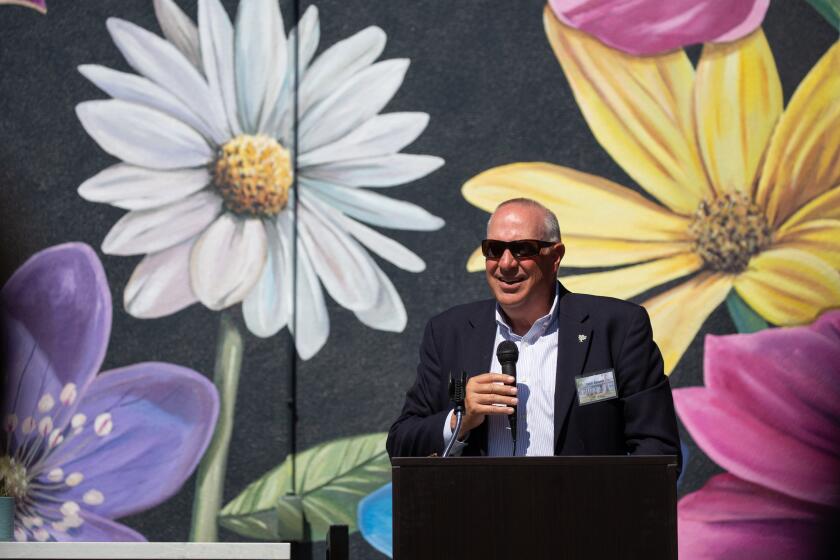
[575,369,618,406]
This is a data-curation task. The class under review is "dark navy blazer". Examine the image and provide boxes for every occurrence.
[386,283,681,472]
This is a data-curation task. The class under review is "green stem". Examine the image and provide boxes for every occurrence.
[189,311,244,541]
[725,289,769,334]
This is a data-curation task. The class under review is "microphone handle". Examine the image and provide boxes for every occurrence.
[500,361,517,455]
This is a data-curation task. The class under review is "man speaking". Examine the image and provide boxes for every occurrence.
[387,197,680,464]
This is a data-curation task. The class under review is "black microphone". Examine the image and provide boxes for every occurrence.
[496,341,519,455]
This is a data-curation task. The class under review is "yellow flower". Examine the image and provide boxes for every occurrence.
[463,7,840,374]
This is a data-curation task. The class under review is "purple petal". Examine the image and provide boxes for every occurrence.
[679,474,833,559]
[548,0,769,55]
[52,511,146,542]
[1,243,111,433]
[45,363,219,518]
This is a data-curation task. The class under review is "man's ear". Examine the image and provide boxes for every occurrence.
[552,242,565,271]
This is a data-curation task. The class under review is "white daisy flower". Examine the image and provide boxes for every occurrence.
[75,0,444,359]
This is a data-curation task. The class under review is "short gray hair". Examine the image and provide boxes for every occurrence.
[487,198,561,242]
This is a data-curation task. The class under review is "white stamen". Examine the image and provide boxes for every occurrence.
[65,472,84,487]
[48,429,64,449]
[38,416,53,436]
[4,413,17,432]
[14,527,27,542]
[63,514,84,529]
[22,417,36,434]
[83,489,104,505]
[33,527,49,541]
[22,516,36,529]
[94,413,113,436]
[71,413,86,429]
[60,501,80,517]
[47,468,64,482]
[60,383,78,406]
[51,521,67,532]
[31,516,44,528]
[38,394,55,413]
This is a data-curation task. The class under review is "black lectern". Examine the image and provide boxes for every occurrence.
[392,456,677,560]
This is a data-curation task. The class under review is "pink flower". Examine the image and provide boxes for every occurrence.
[548,0,769,55]
[0,0,46,14]
[674,310,840,559]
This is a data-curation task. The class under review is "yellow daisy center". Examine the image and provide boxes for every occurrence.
[212,134,293,217]
[688,192,772,273]
[0,455,29,500]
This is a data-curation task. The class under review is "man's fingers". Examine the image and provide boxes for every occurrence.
[469,373,515,385]
[471,382,517,395]
[476,394,518,407]
[473,404,515,415]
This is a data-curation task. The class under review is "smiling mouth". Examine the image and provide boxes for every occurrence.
[496,277,525,286]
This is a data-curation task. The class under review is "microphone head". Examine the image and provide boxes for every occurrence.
[496,340,519,364]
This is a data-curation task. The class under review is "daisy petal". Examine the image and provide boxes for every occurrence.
[293,5,320,74]
[106,18,228,144]
[190,215,268,310]
[466,246,484,272]
[304,179,444,231]
[299,202,379,311]
[300,59,409,152]
[643,272,734,374]
[774,219,840,269]
[78,164,209,211]
[153,0,201,71]
[298,112,430,167]
[234,0,286,134]
[102,191,221,256]
[757,41,840,226]
[199,0,242,136]
[560,252,702,300]
[334,213,425,273]
[303,154,443,187]
[243,222,290,337]
[124,237,198,319]
[561,236,692,268]
[76,100,213,170]
[354,265,407,333]
[695,30,782,197]
[300,26,386,116]
[78,65,217,143]
[544,7,709,215]
[735,248,840,326]
[778,186,840,232]
[288,239,329,360]
[462,163,689,241]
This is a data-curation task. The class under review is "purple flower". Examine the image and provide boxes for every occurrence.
[1,243,219,542]
[674,310,840,558]
[548,0,769,55]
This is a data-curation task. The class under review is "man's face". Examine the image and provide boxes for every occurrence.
[485,204,564,313]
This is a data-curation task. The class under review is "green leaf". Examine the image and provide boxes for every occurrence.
[725,289,769,333]
[806,0,840,29]
[219,432,391,542]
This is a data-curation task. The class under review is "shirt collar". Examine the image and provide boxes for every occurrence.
[495,284,560,343]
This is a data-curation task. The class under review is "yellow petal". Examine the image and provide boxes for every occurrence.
[467,245,484,272]
[774,219,840,269]
[462,162,690,241]
[543,6,710,216]
[695,30,782,197]
[560,252,703,300]
[561,235,692,267]
[777,185,840,234]
[756,40,840,227]
[735,247,840,325]
[644,272,734,375]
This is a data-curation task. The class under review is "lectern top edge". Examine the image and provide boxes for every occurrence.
[391,455,679,468]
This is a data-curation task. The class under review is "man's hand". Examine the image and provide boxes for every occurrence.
[450,373,517,439]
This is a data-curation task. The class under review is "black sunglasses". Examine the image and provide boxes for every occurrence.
[481,239,555,260]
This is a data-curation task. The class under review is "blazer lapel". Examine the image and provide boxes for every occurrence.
[554,289,592,450]
[463,301,496,455]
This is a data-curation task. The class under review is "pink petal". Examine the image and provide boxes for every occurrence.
[548,0,769,55]
[679,474,835,560]
[674,387,840,507]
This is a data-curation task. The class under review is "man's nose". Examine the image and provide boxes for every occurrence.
[498,248,518,269]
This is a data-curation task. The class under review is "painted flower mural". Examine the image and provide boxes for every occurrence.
[463,10,840,373]
[0,243,219,541]
[547,0,769,55]
[0,0,45,13]
[675,310,840,558]
[76,0,444,360]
